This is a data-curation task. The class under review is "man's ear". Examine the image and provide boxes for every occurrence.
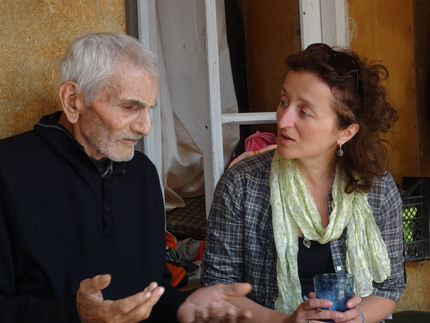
[338,123,359,146]
[58,81,81,124]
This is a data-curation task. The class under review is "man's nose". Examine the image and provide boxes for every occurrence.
[131,108,151,136]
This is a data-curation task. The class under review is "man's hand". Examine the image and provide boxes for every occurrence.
[177,283,253,323]
[76,274,165,323]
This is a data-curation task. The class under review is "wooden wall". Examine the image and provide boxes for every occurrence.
[413,0,430,178]
[348,0,430,312]
[243,0,301,134]
[0,0,125,140]
[348,0,430,185]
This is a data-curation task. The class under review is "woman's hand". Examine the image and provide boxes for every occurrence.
[333,294,363,323]
[287,295,344,323]
[287,293,363,323]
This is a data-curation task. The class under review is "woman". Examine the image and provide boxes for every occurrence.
[201,43,406,322]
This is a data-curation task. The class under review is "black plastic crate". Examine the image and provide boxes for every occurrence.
[401,177,430,261]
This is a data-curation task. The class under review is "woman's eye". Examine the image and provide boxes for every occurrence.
[300,109,311,117]
[279,99,289,107]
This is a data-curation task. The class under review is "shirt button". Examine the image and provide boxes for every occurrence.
[336,266,342,271]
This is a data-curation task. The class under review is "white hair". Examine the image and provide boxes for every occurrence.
[60,32,158,104]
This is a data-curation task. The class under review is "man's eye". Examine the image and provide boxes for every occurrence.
[122,104,137,110]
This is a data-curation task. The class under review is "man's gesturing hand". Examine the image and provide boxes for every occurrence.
[77,274,164,323]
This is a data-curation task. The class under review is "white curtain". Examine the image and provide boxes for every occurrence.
[155,0,239,211]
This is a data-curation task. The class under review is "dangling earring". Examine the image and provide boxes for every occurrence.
[337,144,344,157]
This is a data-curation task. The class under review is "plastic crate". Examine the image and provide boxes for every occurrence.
[401,177,430,261]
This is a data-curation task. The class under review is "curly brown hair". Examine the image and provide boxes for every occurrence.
[286,44,399,193]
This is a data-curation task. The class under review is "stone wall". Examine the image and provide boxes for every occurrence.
[0,0,125,139]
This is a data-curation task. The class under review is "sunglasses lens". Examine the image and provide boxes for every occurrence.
[305,43,331,52]
[328,53,359,75]
[304,43,363,99]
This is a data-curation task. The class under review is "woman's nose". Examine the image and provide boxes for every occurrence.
[277,105,295,128]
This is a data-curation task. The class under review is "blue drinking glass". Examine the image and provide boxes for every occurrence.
[313,273,354,312]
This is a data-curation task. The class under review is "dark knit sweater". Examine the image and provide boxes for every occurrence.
[0,112,187,322]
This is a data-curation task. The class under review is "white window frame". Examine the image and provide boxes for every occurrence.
[137,0,348,216]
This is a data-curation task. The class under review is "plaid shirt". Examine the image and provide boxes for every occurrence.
[201,149,406,309]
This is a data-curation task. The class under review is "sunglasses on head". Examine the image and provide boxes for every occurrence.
[305,43,363,100]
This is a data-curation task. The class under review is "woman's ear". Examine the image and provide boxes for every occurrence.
[58,81,81,124]
[339,123,359,146]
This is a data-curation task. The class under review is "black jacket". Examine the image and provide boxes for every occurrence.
[0,112,186,322]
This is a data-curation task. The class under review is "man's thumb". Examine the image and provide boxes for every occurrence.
[225,282,253,297]
[92,274,111,291]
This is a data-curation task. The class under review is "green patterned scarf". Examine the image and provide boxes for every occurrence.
[270,151,390,314]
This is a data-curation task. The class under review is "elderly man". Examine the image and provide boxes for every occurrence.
[0,32,251,322]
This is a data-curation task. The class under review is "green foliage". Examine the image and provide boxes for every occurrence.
[403,206,417,243]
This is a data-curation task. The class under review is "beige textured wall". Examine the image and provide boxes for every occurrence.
[0,0,125,139]
[396,261,430,312]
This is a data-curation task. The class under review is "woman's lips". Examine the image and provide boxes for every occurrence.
[279,133,295,142]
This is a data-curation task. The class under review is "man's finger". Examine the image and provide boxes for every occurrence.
[122,286,165,321]
[145,282,159,293]
[78,274,112,307]
[112,284,164,314]
[81,274,111,294]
